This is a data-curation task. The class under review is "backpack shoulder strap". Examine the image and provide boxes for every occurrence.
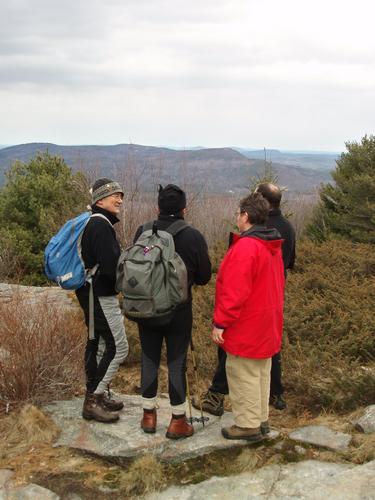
[165,220,189,237]
[90,213,112,226]
[142,221,155,232]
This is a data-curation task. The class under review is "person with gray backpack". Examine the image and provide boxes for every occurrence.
[118,184,211,439]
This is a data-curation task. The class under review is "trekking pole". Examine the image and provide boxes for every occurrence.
[185,371,194,426]
[190,337,206,428]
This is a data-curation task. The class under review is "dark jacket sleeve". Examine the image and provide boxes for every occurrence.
[190,229,212,285]
[86,219,119,279]
[284,222,296,270]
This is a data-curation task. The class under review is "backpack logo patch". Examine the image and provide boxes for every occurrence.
[128,277,139,288]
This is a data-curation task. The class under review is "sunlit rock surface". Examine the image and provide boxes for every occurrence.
[44,395,279,464]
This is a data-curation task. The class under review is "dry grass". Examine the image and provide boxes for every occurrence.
[0,404,59,459]
[120,455,165,497]
[0,295,86,412]
[349,433,375,463]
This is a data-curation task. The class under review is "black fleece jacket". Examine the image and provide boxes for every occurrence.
[134,214,212,300]
[79,206,121,296]
[266,209,296,272]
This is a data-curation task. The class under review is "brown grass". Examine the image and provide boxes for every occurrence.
[0,404,59,459]
[120,455,165,496]
[0,295,86,412]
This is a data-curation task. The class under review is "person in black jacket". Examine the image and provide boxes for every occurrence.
[193,183,295,416]
[134,184,212,439]
[76,178,129,423]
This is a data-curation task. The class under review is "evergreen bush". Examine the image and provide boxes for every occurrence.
[306,134,375,243]
[0,152,89,284]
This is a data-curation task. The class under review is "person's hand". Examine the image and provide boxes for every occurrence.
[211,326,225,345]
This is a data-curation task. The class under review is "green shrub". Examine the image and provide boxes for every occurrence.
[0,152,89,284]
[306,134,375,243]
[190,238,375,412]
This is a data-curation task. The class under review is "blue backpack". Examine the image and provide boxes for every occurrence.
[44,212,109,289]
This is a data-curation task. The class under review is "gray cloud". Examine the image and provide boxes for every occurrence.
[1,0,375,149]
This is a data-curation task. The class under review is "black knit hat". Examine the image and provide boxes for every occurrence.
[158,184,186,215]
[91,178,124,204]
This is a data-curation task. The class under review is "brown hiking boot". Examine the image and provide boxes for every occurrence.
[192,390,224,416]
[141,409,157,433]
[221,425,263,442]
[103,392,124,412]
[82,392,120,423]
[166,414,194,439]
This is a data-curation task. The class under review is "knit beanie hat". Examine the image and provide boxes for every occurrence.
[91,178,124,205]
[158,184,186,215]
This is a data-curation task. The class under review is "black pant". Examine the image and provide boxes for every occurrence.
[138,303,192,406]
[209,347,284,397]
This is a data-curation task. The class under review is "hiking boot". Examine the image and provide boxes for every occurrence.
[221,425,263,442]
[192,390,224,416]
[270,395,286,410]
[82,392,120,423]
[103,392,124,412]
[260,421,270,435]
[166,414,194,439]
[141,409,157,433]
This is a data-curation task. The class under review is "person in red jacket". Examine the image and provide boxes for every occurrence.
[212,192,285,441]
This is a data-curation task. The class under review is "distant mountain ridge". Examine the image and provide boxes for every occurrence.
[234,147,338,171]
[0,143,333,193]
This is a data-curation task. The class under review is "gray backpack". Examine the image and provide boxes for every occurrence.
[116,220,188,325]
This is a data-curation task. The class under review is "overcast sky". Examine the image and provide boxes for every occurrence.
[1,0,375,151]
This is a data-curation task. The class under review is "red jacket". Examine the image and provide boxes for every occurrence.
[213,230,285,359]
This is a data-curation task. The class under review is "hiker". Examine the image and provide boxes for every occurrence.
[194,183,295,416]
[76,178,129,423]
[256,183,295,408]
[211,192,285,441]
[134,184,211,439]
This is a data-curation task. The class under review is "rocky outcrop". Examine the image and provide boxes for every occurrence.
[146,460,375,500]
[43,395,279,464]
[289,424,351,451]
[0,469,59,499]
[0,283,78,311]
[353,405,375,434]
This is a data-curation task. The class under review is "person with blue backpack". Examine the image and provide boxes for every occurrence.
[75,178,129,423]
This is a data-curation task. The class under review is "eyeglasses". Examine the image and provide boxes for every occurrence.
[110,193,124,200]
[235,209,246,216]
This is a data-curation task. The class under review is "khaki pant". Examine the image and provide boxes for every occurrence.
[226,353,271,428]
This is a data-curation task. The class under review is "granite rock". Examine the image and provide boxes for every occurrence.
[0,484,60,499]
[353,405,375,434]
[146,459,375,499]
[289,424,351,451]
[44,395,279,464]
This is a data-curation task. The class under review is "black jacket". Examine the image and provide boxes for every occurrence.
[134,214,212,300]
[266,209,296,273]
[79,206,121,296]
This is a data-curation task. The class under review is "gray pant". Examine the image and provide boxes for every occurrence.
[76,291,128,394]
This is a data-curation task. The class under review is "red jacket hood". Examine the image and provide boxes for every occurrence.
[229,231,283,255]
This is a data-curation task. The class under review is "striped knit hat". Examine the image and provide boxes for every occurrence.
[91,178,124,205]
